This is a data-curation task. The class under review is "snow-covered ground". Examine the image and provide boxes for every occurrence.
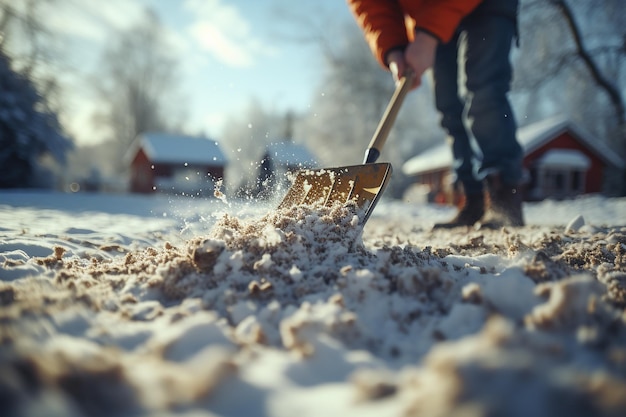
[1,190,626,417]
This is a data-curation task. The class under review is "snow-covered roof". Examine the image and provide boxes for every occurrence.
[536,149,591,169]
[403,115,624,175]
[401,142,451,175]
[264,141,317,167]
[517,114,624,169]
[128,132,228,166]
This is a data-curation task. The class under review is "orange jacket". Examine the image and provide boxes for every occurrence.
[347,0,482,67]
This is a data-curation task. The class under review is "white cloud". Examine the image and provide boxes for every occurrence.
[183,0,274,68]
[188,22,253,68]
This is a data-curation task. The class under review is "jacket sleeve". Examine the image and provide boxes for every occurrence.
[347,0,408,68]
[347,0,482,68]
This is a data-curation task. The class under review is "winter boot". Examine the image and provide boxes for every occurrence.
[433,192,485,229]
[483,174,525,228]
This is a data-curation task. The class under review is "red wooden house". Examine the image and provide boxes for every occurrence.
[402,115,625,203]
[126,132,227,195]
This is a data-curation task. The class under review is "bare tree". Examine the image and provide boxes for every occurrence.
[545,1,624,124]
[514,0,626,192]
[515,0,626,193]
[92,9,186,174]
[0,0,56,73]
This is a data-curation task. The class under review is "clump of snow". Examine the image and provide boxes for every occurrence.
[566,214,586,233]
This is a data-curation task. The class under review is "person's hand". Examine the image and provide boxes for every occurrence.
[404,31,438,88]
[388,31,438,90]
[387,50,409,87]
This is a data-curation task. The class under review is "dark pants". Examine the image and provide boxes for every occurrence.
[433,13,522,195]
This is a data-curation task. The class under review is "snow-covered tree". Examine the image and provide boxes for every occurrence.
[0,49,72,188]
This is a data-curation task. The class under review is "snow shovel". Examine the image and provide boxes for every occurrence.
[278,72,414,225]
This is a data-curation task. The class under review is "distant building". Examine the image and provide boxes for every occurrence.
[126,132,227,195]
[256,140,317,197]
[402,115,625,203]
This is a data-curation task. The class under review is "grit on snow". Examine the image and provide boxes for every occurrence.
[1,190,626,417]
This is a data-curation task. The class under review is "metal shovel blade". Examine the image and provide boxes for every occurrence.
[277,162,392,225]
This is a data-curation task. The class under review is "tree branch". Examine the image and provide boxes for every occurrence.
[552,0,625,127]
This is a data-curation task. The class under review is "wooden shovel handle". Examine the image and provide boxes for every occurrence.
[363,71,415,164]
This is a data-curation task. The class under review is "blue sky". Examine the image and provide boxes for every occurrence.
[41,0,354,145]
